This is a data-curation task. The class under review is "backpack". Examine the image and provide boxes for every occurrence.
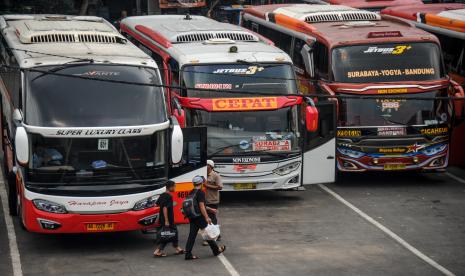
[182,190,201,219]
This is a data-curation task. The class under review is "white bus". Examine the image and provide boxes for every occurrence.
[0,14,206,233]
[121,15,336,191]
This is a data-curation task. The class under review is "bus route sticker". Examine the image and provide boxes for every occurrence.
[252,140,291,151]
[98,139,109,150]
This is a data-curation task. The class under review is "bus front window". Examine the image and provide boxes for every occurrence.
[181,63,296,98]
[186,108,301,157]
[331,43,443,83]
[338,91,449,127]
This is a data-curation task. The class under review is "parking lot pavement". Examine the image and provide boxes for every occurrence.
[0,194,13,276]
[325,170,465,275]
[1,169,464,276]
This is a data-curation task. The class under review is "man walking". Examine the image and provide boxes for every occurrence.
[184,176,226,260]
[204,160,222,245]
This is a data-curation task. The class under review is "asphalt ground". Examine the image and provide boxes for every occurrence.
[1,168,465,276]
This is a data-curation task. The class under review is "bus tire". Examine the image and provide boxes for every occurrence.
[7,172,18,216]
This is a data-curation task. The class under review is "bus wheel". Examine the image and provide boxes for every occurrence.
[7,172,18,216]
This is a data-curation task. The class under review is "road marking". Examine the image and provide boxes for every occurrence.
[218,254,240,276]
[0,180,23,276]
[318,184,455,276]
[445,172,465,185]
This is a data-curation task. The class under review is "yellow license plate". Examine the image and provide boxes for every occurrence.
[233,183,256,190]
[86,223,115,231]
[384,164,406,171]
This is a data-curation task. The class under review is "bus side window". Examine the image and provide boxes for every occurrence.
[313,42,329,80]
[292,38,307,76]
[168,58,180,94]
[254,23,292,55]
[0,35,20,108]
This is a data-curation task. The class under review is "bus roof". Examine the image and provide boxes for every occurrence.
[0,14,155,68]
[244,4,439,47]
[318,0,423,11]
[121,15,292,66]
[381,4,465,38]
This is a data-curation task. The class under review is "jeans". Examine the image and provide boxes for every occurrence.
[157,226,179,250]
[185,217,220,258]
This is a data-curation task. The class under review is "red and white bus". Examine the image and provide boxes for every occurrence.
[243,4,465,172]
[0,14,206,233]
[121,15,337,191]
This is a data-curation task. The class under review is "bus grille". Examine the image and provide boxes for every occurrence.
[30,33,121,44]
[304,11,380,23]
[175,32,258,43]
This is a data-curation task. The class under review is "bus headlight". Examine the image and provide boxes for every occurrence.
[32,199,67,214]
[133,195,159,211]
[420,144,447,156]
[338,147,364,159]
[273,161,301,176]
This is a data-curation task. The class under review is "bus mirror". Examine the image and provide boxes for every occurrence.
[452,81,465,120]
[171,118,184,164]
[173,109,185,128]
[13,109,23,124]
[301,44,315,78]
[15,126,29,166]
[305,106,319,132]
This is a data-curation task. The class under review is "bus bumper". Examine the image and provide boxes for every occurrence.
[337,151,449,172]
[22,198,160,233]
[220,171,301,191]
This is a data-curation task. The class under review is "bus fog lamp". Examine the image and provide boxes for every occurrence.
[138,214,158,226]
[37,219,61,230]
[273,161,301,176]
[133,195,159,211]
[33,199,67,214]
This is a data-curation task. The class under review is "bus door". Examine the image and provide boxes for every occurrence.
[301,101,336,185]
[169,127,207,224]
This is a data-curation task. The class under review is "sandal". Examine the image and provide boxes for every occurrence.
[174,249,185,255]
[185,255,200,260]
[214,245,226,256]
[153,252,167,258]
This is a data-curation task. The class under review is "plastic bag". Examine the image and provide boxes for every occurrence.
[157,227,177,243]
[201,224,220,240]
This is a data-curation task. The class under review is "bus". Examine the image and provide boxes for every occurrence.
[121,15,336,191]
[0,14,206,233]
[243,4,465,172]
[304,0,423,12]
[381,3,465,166]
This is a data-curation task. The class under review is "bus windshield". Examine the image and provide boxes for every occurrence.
[25,64,166,127]
[338,91,449,127]
[28,132,166,184]
[186,107,300,157]
[181,63,296,98]
[332,43,443,83]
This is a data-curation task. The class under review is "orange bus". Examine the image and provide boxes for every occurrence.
[243,4,465,172]
[304,0,424,12]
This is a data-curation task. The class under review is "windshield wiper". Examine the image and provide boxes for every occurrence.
[208,140,252,157]
[30,59,95,82]
[235,59,283,69]
[381,115,408,126]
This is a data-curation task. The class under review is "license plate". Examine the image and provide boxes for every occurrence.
[384,164,406,171]
[233,183,256,190]
[86,223,115,231]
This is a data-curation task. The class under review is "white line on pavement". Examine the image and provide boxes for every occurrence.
[445,172,465,185]
[0,180,23,276]
[218,254,240,276]
[318,184,455,276]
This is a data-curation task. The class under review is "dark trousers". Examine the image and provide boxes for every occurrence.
[185,217,219,257]
[157,226,179,250]
[206,203,219,225]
